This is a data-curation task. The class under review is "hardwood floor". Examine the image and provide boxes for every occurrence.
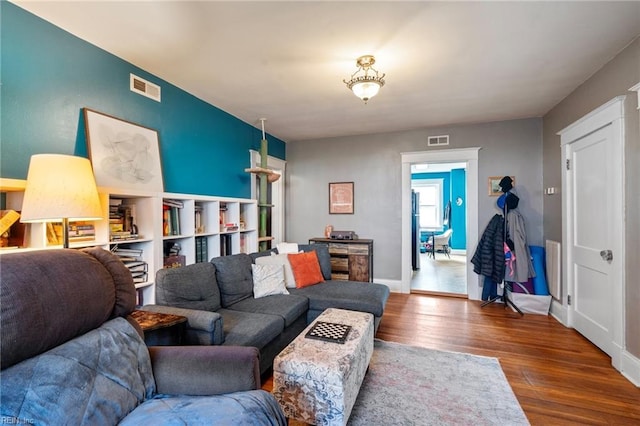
[264,293,640,425]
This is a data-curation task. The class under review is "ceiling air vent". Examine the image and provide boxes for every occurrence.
[427,135,449,147]
[130,73,161,102]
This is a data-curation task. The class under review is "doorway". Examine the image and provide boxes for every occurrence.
[410,162,467,296]
[401,148,481,299]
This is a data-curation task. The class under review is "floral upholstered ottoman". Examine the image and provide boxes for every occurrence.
[272,308,374,425]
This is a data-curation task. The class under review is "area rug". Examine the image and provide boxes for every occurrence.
[348,340,529,425]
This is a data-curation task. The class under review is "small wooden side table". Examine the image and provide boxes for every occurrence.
[131,310,187,346]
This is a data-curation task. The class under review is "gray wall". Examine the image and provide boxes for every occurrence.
[543,38,640,358]
[286,118,543,282]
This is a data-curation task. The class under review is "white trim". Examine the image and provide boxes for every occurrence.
[621,350,640,387]
[558,96,625,143]
[629,82,640,110]
[373,278,402,293]
[249,150,286,245]
[559,96,626,374]
[401,147,481,298]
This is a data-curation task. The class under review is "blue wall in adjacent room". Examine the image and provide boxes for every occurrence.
[449,168,466,249]
[0,2,286,199]
[411,170,466,250]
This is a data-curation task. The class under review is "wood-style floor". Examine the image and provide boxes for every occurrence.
[263,293,640,425]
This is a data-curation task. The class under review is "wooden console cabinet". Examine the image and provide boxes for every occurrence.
[309,238,373,282]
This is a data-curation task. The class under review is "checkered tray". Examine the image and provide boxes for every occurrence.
[305,321,352,344]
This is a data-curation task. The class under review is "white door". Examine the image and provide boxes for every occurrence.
[561,96,625,364]
[567,126,615,354]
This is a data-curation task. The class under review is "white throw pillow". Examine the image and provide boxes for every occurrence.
[255,253,297,288]
[251,263,289,298]
[276,242,299,254]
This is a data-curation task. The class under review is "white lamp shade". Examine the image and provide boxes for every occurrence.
[352,81,381,101]
[20,154,103,222]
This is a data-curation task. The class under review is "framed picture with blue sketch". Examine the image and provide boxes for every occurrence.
[84,108,164,192]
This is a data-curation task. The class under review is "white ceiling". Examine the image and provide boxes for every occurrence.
[12,1,640,142]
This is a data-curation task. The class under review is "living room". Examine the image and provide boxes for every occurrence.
[1,1,639,424]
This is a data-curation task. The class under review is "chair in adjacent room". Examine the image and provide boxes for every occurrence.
[430,229,453,258]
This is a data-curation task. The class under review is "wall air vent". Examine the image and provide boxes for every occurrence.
[130,73,161,102]
[427,135,449,146]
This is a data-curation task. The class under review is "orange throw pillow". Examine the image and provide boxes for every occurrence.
[287,251,325,288]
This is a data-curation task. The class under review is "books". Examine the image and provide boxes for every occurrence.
[220,234,233,256]
[111,245,148,284]
[110,199,140,241]
[163,200,182,236]
[0,210,20,236]
[195,236,208,263]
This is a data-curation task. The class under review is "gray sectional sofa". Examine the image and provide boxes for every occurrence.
[145,243,390,374]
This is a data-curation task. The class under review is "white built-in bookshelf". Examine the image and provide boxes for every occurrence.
[0,178,258,304]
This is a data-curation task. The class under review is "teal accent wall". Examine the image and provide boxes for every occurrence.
[412,169,467,250]
[450,168,466,249]
[0,3,286,198]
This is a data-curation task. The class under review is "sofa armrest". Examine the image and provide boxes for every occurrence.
[141,304,223,345]
[149,345,261,395]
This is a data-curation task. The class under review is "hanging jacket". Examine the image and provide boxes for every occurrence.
[471,214,505,284]
[504,210,536,283]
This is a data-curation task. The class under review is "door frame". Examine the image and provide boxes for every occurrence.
[249,150,286,246]
[559,96,626,370]
[401,147,481,298]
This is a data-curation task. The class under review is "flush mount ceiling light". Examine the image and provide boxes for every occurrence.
[343,55,386,104]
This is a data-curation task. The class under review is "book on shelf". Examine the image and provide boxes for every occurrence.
[194,204,205,233]
[132,274,148,284]
[220,234,233,256]
[195,236,209,263]
[162,203,181,236]
[163,199,184,208]
[0,210,26,248]
[109,199,139,240]
[110,231,140,242]
[111,245,149,282]
[163,255,186,269]
[123,261,148,272]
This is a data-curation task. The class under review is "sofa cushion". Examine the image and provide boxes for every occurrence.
[298,244,332,281]
[289,281,390,317]
[120,390,286,425]
[155,262,221,311]
[82,247,137,318]
[211,254,254,307]
[287,251,325,288]
[226,294,309,328]
[255,253,296,288]
[217,308,284,349]
[0,317,155,425]
[248,249,277,262]
[276,242,299,253]
[251,264,289,298]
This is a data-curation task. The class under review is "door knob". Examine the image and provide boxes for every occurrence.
[600,250,613,262]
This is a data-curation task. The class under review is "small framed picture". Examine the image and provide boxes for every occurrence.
[329,182,354,214]
[488,176,515,196]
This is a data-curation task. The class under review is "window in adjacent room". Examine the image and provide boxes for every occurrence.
[412,179,443,229]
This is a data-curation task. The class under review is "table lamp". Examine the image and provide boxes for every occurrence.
[20,154,103,248]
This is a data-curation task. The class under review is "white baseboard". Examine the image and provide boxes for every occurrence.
[549,298,638,387]
[621,350,640,387]
[374,278,403,293]
[549,298,568,325]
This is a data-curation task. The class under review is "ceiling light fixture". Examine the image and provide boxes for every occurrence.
[343,55,386,104]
